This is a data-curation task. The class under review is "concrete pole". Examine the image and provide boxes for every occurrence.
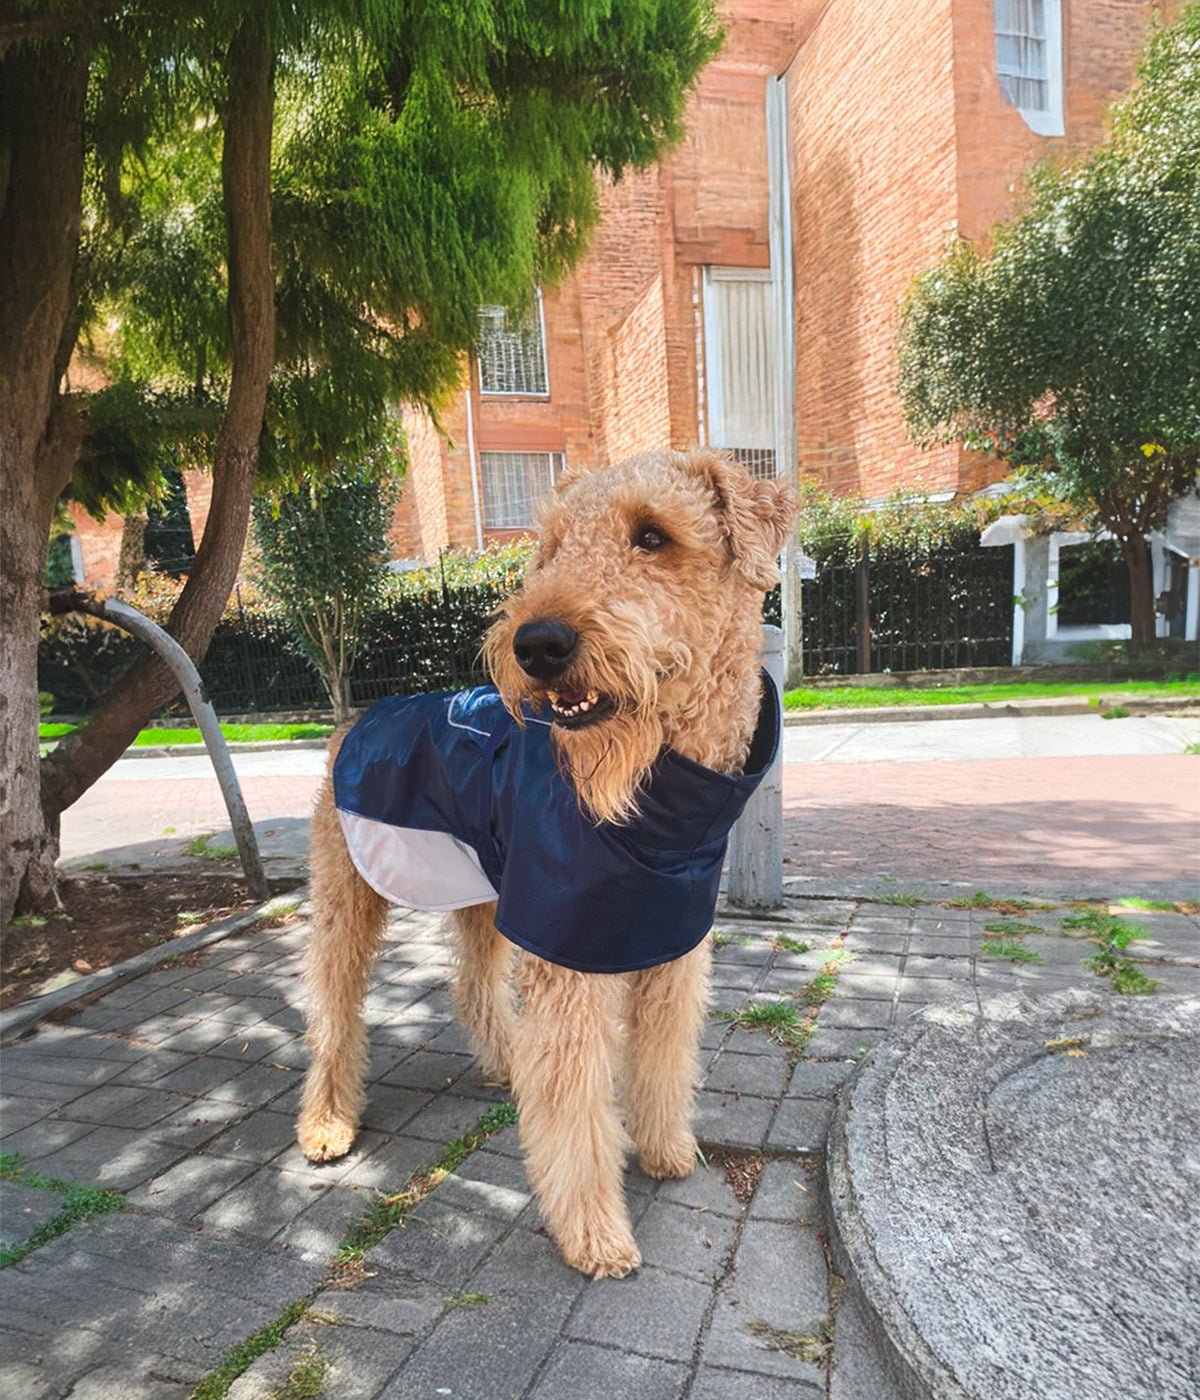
[98,600,271,901]
[727,623,785,910]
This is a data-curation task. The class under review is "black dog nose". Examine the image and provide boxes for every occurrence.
[513,618,578,680]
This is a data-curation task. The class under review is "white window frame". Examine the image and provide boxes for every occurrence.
[1046,530,1131,641]
[995,0,1065,138]
[702,266,779,477]
[480,450,564,530]
[477,292,550,399]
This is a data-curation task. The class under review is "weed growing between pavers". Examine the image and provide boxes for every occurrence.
[983,917,1045,937]
[980,938,1045,965]
[712,928,755,950]
[1064,909,1159,995]
[270,1343,329,1400]
[444,1290,489,1309]
[713,952,851,1055]
[867,893,924,906]
[0,1154,126,1268]
[336,1100,519,1262]
[189,1298,311,1400]
[773,935,811,955]
[187,1100,518,1399]
[704,1147,765,1203]
[252,896,304,931]
[746,1317,835,1364]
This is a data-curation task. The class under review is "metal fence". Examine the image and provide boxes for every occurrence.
[40,540,1015,715]
[800,541,1014,676]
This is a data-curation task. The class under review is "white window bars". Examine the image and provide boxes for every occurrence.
[477,295,549,397]
[480,451,564,529]
[995,0,1064,136]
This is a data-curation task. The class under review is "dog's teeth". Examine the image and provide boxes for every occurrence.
[579,699,591,712]
[587,690,599,704]
[547,691,560,705]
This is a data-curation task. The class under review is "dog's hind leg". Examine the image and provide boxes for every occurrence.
[297,775,388,1162]
[510,954,640,1279]
[448,902,515,1082]
[623,939,711,1180]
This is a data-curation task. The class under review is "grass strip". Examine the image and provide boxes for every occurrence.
[980,938,1044,965]
[782,676,1199,712]
[40,722,334,746]
[0,1155,126,1269]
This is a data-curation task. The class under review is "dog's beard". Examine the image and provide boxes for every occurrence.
[484,605,671,825]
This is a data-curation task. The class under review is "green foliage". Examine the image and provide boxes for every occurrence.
[980,938,1044,964]
[254,459,402,719]
[188,1298,312,1400]
[1065,908,1158,994]
[897,4,1200,640]
[0,1155,126,1269]
[716,1001,808,1047]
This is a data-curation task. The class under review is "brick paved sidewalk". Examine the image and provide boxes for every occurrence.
[3,896,1198,1399]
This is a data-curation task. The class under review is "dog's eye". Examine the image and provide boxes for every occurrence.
[632,525,669,552]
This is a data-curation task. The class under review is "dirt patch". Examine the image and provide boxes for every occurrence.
[1,875,301,1011]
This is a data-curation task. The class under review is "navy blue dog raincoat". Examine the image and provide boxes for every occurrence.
[333,676,779,974]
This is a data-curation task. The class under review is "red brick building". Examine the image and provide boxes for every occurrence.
[72,1,1171,599]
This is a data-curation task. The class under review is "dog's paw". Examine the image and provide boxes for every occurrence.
[638,1134,697,1181]
[567,1234,643,1280]
[296,1112,357,1162]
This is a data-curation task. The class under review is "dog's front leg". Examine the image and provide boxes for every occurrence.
[510,954,641,1279]
[297,778,388,1162]
[624,939,711,1180]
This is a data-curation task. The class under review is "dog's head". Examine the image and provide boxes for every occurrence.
[484,449,795,823]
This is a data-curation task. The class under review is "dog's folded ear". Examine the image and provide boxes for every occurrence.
[688,450,797,590]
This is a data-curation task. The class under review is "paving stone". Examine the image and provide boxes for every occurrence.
[895,976,969,1003]
[818,998,895,1030]
[144,1096,248,1151]
[530,1341,687,1400]
[1,1181,65,1248]
[368,1196,506,1285]
[632,1198,737,1281]
[709,962,767,992]
[206,1026,296,1062]
[272,1130,396,1188]
[466,1217,589,1303]
[655,1159,743,1216]
[378,1050,471,1092]
[0,1098,49,1136]
[29,1125,187,1192]
[694,1088,774,1149]
[750,1157,821,1223]
[273,1182,374,1260]
[701,1219,829,1384]
[1,1055,128,1090]
[565,1264,711,1360]
[54,1083,181,1130]
[804,1028,887,1060]
[110,1048,197,1085]
[127,1151,258,1217]
[0,1117,94,1161]
[703,1049,790,1098]
[311,1273,446,1334]
[203,1108,299,1164]
[399,1091,494,1145]
[833,971,898,1001]
[478,1123,523,1160]
[903,954,974,979]
[690,1366,824,1400]
[787,1061,857,1097]
[843,931,908,954]
[199,1164,332,1240]
[231,1320,410,1400]
[380,1290,565,1400]
[435,1152,533,1223]
[767,1096,833,1154]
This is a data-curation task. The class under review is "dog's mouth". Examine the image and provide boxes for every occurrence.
[544,686,616,730]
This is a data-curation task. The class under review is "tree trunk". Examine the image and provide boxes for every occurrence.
[39,20,277,832]
[118,514,148,587]
[1121,533,1157,651]
[0,38,91,926]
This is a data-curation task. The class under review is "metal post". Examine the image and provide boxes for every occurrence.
[97,600,270,900]
[727,624,785,910]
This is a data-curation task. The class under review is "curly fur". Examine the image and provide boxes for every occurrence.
[298,449,794,1278]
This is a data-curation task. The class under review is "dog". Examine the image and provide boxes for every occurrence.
[297,448,795,1278]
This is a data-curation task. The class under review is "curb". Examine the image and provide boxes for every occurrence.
[0,887,309,1043]
[783,694,1200,726]
[781,875,1200,905]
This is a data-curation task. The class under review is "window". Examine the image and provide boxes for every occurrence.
[143,464,196,577]
[1046,533,1143,640]
[702,268,779,478]
[481,451,564,529]
[477,296,549,397]
[995,0,1064,136]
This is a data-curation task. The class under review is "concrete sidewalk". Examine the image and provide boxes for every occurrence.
[3,894,1199,1399]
